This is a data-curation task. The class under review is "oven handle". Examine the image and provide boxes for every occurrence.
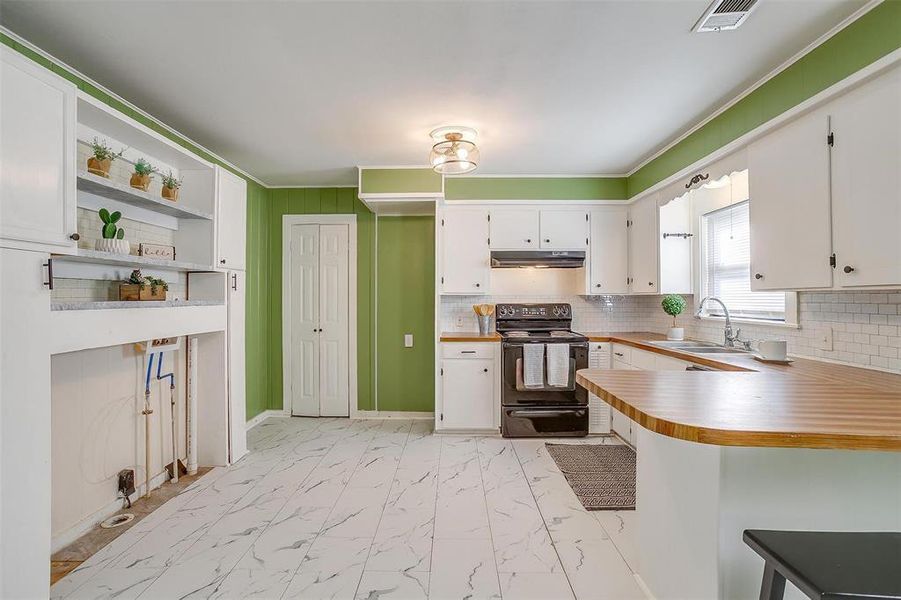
[508,409,581,417]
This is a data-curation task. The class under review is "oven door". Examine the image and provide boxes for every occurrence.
[502,342,588,407]
[502,406,588,437]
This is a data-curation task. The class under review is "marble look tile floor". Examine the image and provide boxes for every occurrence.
[52,418,645,599]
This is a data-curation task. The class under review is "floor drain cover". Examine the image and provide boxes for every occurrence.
[100,513,135,529]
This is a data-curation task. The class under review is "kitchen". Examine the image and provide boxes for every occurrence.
[1,1,899,599]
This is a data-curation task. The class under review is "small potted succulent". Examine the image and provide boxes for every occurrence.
[95,208,130,254]
[119,269,168,301]
[662,294,687,341]
[130,158,156,191]
[87,137,125,178]
[160,170,182,201]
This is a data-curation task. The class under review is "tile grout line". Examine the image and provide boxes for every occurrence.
[425,430,445,598]
[474,437,506,599]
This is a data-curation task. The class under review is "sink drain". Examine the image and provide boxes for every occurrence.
[100,513,135,529]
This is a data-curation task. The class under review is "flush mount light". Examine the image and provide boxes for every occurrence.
[429,126,480,175]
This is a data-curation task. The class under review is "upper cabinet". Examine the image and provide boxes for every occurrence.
[588,206,628,294]
[1,48,77,253]
[489,208,539,249]
[658,194,692,294]
[216,167,247,271]
[628,194,658,294]
[830,66,901,288]
[539,209,589,250]
[440,206,489,294]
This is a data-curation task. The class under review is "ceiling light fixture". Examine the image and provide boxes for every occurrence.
[429,126,479,175]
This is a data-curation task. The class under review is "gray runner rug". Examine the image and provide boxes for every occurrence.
[545,443,636,510]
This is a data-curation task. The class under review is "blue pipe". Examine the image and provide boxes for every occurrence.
[155,352,175,389]
[145,353,155,395]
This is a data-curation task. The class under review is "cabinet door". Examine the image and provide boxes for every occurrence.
[748,108,832,290]
[630,348,657,370]
[831,67,901,288]
[539,210,589,250]
[611,407,630,440]
[441,359,495,429]
[227,270,247,463]
[588,207,629,294]
[658,195,692,294]
[217,167,247,270]
[489,208,539,249]
[1,48,76,252]
[440,207,489,294]
[628,195,659,293]
[655,354,688,371]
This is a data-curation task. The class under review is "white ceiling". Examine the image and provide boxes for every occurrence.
[1,0,867,186]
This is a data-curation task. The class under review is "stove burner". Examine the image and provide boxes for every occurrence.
[504,331,530,338]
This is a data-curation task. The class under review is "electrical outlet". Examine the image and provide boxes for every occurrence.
[455,316,465,329]
[404,334,414,348]
[818,326,833,351]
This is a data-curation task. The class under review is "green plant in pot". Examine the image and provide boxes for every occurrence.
[87,137,125,178]
[130,158,156,191]
[120,269,168,301]
[662,294,687,341]
[160,170,182,201]
[95,208,130,254]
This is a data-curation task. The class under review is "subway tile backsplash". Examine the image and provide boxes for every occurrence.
[440,291,901,373]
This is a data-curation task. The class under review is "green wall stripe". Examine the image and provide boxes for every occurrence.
[360,168,443,194]
[445,177,628,200]
[626,1,901,196]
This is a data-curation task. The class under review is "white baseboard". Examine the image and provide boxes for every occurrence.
[246,409,289,431]
[351,410,434,421]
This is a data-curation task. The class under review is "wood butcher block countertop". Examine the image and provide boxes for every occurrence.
[576,332,901,451]
[439,332,502,342]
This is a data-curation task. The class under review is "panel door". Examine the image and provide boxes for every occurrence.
[748,108,832,290]
[658,195,692,294]
[588,207,629,294]
[539,210,589,250]
[227,270,247,462]
[318,224,350,417]
[489,208,539,249]
[831,66,901,287]
[628,195,659,293]
[441,359,495,429]
[1,48,76,252]
[217,167,247,270]
[289,224,320,416]
[441,207,489,294]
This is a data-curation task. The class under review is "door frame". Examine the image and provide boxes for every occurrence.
[282,214,357,416]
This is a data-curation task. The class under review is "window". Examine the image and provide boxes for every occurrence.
[699,200,786,322]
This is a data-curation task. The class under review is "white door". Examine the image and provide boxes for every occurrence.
[290,224,320,416]
[227,270,247,462]
[629,194,659,293]
[540,210,589,249]
[440,207,489,294]
[441,359,494,429]
[588,207,629,294]
[748,108,832,290]
[1,48,76,252]
[217,167,247,270]
[831,66,901,288]
[489,208,539,249]
[318,224,350,417]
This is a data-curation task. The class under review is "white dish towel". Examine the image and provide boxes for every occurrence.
[522,344,545,388]
[546,344,570,387]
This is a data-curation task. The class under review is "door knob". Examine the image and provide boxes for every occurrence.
[220,259,226,264]
[755,273,763,280]
[69,233,80,241]
[648,282,654,286]
[843,265,855,273]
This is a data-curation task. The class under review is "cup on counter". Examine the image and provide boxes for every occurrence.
[756,340,788,361]
[477,315,491,336]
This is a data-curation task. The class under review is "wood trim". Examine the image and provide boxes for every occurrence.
[439,332,501,342]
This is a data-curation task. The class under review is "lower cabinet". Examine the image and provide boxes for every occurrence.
[438,343,499,431]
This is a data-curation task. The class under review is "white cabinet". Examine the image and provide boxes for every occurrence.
[628,195,659,294]
[655,354,688,371]
[658,195,692,294]
[216,167,247,271]
[227,270,247,462]
[830,66,901,288]
[588,207,629,294]
[748,107,832,290]
[611,408,631,440]
[540,209,589,250]
[630,348,657,371]
[440,207,490,294]
[489,208,539,249]
[1,48,77,253]
[439,343,497,430]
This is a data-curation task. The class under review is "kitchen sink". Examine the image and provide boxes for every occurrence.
[647,340,747,354]
[679,347,746,354]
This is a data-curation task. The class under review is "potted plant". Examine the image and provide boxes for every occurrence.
[662,294,687,341]
[94,208,130,254]
[119,269,168,301]
[160,170,182,201]
[87,137,125,178]
[130,158,156,191]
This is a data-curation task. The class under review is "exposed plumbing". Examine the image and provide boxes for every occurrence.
[155,352,177,484]
[142,353,155,498]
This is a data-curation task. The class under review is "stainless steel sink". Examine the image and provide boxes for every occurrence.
[679,347,746,354]
[647,340,747,354]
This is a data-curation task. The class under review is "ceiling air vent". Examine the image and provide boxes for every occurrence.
[693,0,759,32]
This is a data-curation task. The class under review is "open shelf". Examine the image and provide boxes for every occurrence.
[51,299,223,311]
[53,248,213,272]
[77,170,213,220]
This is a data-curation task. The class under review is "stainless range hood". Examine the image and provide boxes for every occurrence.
[490,250,586,269]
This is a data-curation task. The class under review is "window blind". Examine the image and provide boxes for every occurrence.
[701,200,785,321]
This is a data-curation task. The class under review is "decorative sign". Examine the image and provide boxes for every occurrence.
[139,243,175,261]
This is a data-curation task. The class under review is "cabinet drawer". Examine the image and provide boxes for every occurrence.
[441,343,496,359]
[611,343,631,364]
[631,348,657,371]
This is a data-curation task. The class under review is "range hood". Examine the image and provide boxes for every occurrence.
[490,250,586,269]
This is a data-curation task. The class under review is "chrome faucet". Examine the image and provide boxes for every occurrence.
[696,296,742,348]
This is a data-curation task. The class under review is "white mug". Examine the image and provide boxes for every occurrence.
[757,340,788,361]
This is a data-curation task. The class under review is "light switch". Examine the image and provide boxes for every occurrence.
[818,326,833,351]
[455,316,465,329]
[404,334,414,348]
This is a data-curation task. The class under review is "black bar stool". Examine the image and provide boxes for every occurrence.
[743,530,901,600]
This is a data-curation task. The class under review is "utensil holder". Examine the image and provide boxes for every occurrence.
[478,315,490,336]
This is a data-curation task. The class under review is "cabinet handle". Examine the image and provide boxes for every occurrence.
[220,259,226,264]
[614,352,624,357]
[755,273,763,280]
[461,350,476,354]
[69,233,80,241]
[544,239,550,243]
[525,239,531,243]
[595,283,601,288]
[475,283,480,288]
[231,274,237,291]
[843,265,855,273]
[648,282,654,286]
[483,368,488,373]
[42,258,53,290]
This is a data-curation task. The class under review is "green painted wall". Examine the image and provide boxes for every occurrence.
[445,177,628,200]
[245,181,271,420]
[359,168,443,194]
[627,1,901,196]
[375,217,436,412]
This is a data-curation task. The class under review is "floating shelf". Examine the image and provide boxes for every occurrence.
[51,300,223,311]
[77,170,213,220]
[53,248,214,272]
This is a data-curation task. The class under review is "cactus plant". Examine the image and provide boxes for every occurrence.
[98,208,125,240]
